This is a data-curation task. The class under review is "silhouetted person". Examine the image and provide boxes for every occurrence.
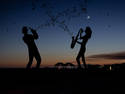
[76,27,92,69]
[22,26,41,69]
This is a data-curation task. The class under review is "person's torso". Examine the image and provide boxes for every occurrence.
[82,35,89,46]
[23,34,37,50]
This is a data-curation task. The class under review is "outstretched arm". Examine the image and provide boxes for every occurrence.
[30,28,39,39]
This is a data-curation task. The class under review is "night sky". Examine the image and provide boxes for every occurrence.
[0,0,125,68]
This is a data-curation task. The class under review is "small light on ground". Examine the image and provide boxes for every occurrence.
[109,66,112,71]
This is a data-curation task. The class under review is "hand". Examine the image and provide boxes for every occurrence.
[29,27,36,32]
[80,28,84,33]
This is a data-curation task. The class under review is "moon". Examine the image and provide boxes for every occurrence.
[87,16,91,20]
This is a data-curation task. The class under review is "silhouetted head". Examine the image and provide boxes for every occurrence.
[85,26,92,39]
[22,26,28,34]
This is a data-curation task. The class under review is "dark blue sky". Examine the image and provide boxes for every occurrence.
[0,0,125,67]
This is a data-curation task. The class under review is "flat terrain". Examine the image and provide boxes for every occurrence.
[0,68,125,94]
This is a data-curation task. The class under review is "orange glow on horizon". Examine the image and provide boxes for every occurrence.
[0,57,125,68]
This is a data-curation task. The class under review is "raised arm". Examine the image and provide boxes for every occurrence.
[30,28,39,39]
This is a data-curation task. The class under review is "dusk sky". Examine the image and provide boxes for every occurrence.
[0,0,125,68]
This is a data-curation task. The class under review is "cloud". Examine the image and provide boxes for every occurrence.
[88,51,125,60]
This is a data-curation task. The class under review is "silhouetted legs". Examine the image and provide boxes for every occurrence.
[76,53,82,68]
[35,52,41,68]
[26,52,41,69]
[76,52,87,69]
[82,55,87,69]
[26,54,33,69]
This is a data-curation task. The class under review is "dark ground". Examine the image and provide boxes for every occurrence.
[0,68,125,94]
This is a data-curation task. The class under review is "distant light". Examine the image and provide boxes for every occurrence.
[87,16,91,20]
[109,66,112,71]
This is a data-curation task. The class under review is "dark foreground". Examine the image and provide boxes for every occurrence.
[0,68,125,94]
